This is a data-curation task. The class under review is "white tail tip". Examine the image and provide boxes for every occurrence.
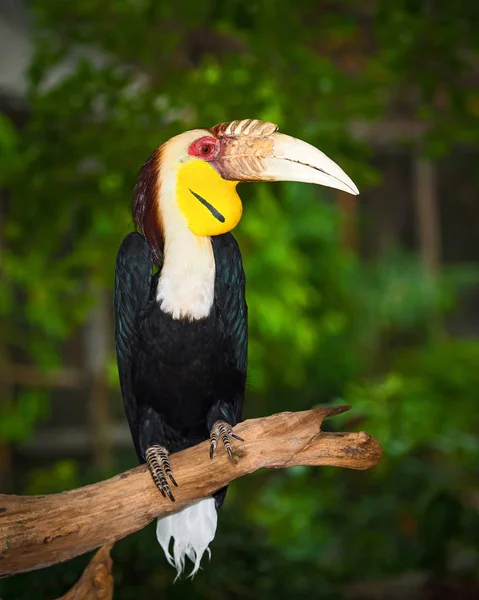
[156,497,218,579]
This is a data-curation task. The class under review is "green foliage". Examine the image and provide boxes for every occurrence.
[0,390,48,443]
[25,459,80,495]
[2,0,479,598]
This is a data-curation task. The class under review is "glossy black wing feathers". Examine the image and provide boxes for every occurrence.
[213,233,248,374]
[212,233,248,424]
[114,232,155,455]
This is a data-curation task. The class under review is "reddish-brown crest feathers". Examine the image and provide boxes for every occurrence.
[210,119,278,138]
[132,148,164,264]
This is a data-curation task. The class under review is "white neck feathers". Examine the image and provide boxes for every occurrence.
[155,134,216,321]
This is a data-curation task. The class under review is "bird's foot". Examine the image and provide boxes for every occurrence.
[209,420,244,460]
[145,445,178,502]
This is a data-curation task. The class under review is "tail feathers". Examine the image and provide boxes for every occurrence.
[156,497,218,579]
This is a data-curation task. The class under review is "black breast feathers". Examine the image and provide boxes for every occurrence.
[114,231,247,460]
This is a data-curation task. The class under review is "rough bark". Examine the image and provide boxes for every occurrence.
[55,545,114,600]
[0,405,382,578]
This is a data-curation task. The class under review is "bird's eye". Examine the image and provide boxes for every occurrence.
[188,136,218,160]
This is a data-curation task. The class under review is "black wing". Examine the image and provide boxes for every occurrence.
[212,233,248,424]
[114,232,155,457]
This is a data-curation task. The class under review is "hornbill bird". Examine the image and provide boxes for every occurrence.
[114,119,358,577]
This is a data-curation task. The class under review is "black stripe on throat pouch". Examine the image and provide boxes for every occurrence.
[189,189,226,223]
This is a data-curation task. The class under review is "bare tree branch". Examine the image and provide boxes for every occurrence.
[0,405,382,578]
[55,545,114,600]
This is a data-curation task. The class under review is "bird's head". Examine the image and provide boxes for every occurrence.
[133,119,358,258]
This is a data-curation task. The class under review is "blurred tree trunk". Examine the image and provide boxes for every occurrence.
[369,154,409,256]
[0,195,13,492]
[413,156,441,270]
[0,328,13,493]
[337,190,358,253]
[84,286,111,473]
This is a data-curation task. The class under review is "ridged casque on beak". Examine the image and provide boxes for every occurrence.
[210,119,359,195]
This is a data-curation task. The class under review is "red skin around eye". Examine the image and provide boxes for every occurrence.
[188,136,220,161]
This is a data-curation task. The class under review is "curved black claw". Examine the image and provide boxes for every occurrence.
[145,445,177,502]
[210,420,244,460]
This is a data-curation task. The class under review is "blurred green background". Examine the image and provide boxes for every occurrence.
[1,1,479,598]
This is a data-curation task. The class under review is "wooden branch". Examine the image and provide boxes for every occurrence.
[0,405,381,578]
[56,545,114,600]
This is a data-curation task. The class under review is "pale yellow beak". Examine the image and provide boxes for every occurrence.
[262,133,359,195]
[211,120,359,196]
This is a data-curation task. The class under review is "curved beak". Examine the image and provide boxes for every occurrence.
[213,127,359,196]
[261,133,359,195]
